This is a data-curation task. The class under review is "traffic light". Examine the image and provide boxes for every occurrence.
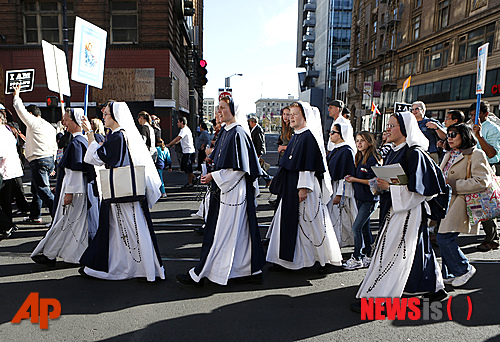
[46,96,58,107]
[199,59,208,86]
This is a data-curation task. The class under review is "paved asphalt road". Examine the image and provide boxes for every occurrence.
[1,134,499,341]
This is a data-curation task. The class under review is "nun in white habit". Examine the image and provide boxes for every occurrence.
[266,101,342,272]
[31,108,99,265]
[355,112,449,302]
[79,102,164,282]
[176,96,265,286]
[326,121,357,247]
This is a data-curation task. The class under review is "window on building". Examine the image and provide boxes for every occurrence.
[414,0,422,8]
[399,52,417,78]
[457,23,495,62]
[111,1,138,43]
[382,62,392,82]
[371,39,377,59]
[389,28,396,49]
[412,15,421,40]
[437,0,450,29]
[23,1,74,44]
[373,17,377,34]
[423,42,449,71]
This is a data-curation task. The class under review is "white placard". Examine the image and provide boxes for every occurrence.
[71,17,107,89]
[476,43,489,95]
[42,40,71,97]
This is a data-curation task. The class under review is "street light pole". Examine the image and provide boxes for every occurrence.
[224,73,243,91]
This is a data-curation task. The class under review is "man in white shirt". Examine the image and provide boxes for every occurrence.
[327,100,355,152]
[167,117,195,187]
[13,86,57,223]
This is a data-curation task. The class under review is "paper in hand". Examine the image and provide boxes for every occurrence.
[371,163,409,185]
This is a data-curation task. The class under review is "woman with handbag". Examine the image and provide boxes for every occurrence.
[438,123,491,287]
[266,101,342,273]
[80,102,164,282]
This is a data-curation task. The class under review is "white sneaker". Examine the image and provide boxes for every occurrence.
[362,256,372,268]
[451,266,476,287]
[343,256,364,270]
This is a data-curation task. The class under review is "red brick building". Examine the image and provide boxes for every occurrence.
[0,0,204,141]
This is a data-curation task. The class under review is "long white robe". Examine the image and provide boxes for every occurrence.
[356,185,444,298]
[327,179,356,247]
[266,171,342,269]
[31,169,89,264]
[189,169,260,285]
[82,141,164,281]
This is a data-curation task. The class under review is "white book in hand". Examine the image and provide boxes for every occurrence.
[371,163,409,185]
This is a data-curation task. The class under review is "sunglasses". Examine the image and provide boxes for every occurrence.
[330,130,341,135]
[447,131,459,138]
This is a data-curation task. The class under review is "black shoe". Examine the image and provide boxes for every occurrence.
[233,273,263,285]
[350,301,362,313]
[194,227,205,235]
[261,238,270,246]
[31,254,56,267]
[0,225,18,240]
[268,199,278,206]
[423,289,448,302]
[78,267,94,279]
[176,273,204,287]
[318,264,332,274]
[268,264,287,272]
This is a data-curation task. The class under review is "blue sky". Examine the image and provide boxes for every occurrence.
[203,0,303,114]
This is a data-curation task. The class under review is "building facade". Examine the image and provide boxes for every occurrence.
[334,53,350,104]
[296,0,352,124]
[255,97,297,121]
[0,0,204,141]
[348,0,500,132]
[202,97,215,121]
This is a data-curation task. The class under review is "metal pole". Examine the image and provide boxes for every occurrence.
[84,84,89,117]
[62,0,70,107]
[475,94,481,125]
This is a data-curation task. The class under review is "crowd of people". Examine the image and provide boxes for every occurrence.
[1,87,499,310]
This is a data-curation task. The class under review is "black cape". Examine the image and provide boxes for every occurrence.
[326,144,355,181]
[80,131,163,272]
[196,124,265,276]
[269,129,325,262]
[54,134,97,208]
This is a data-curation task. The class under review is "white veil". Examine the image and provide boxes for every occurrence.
[398,111,429,150]
[112,102,161,208]
[300,101,333,200]
[232,100,251,135]
[334,121,356,157]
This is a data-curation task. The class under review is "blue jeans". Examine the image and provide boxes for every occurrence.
[436,232,470,278]
[29,157,55,219]
[352,200,376,259]
[157,169,165,194]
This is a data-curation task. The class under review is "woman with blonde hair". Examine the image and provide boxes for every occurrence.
[89,118,105,143]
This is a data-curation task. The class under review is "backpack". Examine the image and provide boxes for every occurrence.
[405,146,451,221]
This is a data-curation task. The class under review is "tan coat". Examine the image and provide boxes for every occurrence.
[439,147,491,234]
